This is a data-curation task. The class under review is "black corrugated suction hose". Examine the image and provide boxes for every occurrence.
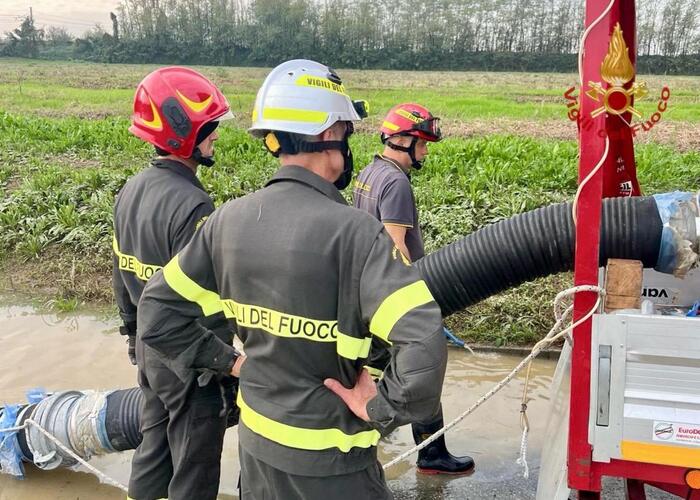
[416,196,663,317]
[105,387,143,451]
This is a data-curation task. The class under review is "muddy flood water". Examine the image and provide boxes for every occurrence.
[0,301,558,500]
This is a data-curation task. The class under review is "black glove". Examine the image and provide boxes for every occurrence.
[119,321,137,366]
[221,375,240,428]
[197,370,240,428]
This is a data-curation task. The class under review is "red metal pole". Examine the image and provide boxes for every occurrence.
[567,0,637,493]
[568,0,611,491]
[569,3,696,498]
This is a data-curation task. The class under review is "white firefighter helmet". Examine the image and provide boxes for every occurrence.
[249,59,367,138]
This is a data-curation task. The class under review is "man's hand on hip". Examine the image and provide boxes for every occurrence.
[324,368,377,422]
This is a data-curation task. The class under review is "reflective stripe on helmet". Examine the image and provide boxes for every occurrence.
[262,107,329,124]
[176,90,213,113]
[395,108,423,123]
[139,96,163,131]
[382,120,400,131]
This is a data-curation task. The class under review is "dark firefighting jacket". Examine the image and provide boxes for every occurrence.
[112,159,232,359]
[137,165,447,476]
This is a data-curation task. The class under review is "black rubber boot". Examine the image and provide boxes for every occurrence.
[412,407,475,475]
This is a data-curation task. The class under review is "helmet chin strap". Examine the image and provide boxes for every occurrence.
[384,136,422,170]
[191,147,215,167]
[262,130,355,189]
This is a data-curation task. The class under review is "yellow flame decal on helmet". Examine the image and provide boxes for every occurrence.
[296,75,347,96]
[140,97,163,130]
[176,90,213,113]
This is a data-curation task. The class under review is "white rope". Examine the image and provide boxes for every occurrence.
[571,135,610,226]
[382,285,605,471]
[509,3,616,479]
[513,285,602,477]
[25,419,128,491]
[577,0,616,89]
[0,424,26,433]
[572,0,615,226]
[0,419,128,492]
[515,426,530,479]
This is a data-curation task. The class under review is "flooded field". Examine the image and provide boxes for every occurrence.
[0,301,558,499]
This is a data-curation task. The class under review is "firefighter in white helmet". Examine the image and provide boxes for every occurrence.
[136,59,448,499]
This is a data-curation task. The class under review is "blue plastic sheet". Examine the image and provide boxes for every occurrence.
[0,404,25,478]
[688,301,700,317]
[25,387,46,404]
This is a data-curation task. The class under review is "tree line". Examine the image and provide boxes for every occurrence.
[3,0,699,73]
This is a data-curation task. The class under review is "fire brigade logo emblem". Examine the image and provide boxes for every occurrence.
[654,422,674,440]
[585,23,648,119]
[563,23,670,136]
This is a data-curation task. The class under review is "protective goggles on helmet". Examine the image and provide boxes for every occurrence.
[413,116,441,140]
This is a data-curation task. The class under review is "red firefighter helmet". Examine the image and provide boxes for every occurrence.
[379,103,441,142]
[129,66,232,158]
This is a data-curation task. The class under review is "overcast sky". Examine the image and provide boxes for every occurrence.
[1,0,120,37]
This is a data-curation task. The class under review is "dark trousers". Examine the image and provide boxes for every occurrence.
[239,446,392,500]
[128,343,227,500]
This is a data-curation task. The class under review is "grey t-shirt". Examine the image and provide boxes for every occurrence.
[353,155,425,260]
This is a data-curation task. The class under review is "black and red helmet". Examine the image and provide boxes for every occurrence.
[129,66,232,157]
[379,103,441,143]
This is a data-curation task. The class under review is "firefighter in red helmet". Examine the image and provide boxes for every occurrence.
[113,66,242,500]
[353,103,475,475]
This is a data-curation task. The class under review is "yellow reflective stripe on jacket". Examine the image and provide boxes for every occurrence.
[112,235,162,281]
[162,255,223,316]
[369,280,434,343]
[238,391,380,453]
[221,299,337,343]
[262,107,329,124]
[336,331,371,360]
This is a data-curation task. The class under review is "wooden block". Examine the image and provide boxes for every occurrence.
[604,259,643,313]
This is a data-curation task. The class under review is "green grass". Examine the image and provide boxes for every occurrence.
[1,110,698,338]
[2,58,699,123]
[0,58,698,340]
